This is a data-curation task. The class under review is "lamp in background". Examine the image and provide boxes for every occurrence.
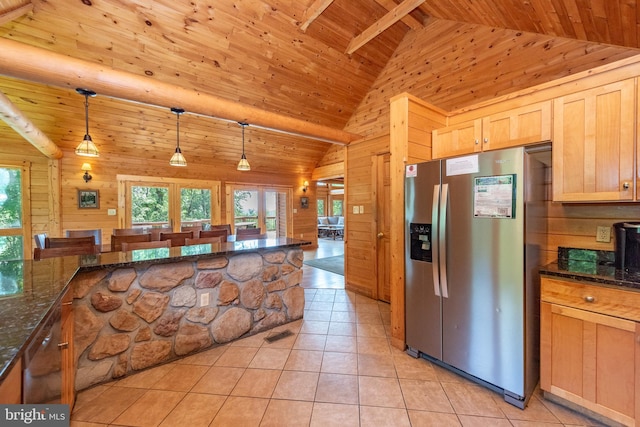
[302,180,309,192]
[75,88,100,157]
[237,122,250,171]
[169,107,187,167]
[81,163,92,183]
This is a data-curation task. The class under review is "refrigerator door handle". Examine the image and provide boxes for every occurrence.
[439,183,449,298]
[431,184,441,297]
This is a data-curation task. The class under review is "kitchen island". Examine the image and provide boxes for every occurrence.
[0,237,310,398]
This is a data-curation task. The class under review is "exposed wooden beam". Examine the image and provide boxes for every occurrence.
[373,0,425,30]
[346,0,426,54]
[300,0,334,32]
[0,38,360,146]
[0,90,63,159]
[0,1,32,26]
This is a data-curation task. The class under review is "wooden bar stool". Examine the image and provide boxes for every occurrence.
[159,231,193,247]
[120,240,171,251]
[111,233,151,252]
[199,229,228,242]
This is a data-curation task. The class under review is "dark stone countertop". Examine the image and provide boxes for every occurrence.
[539,246,640,291]
[0,237,310,382]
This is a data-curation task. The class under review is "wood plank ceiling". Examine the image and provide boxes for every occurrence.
[0,0,639,175]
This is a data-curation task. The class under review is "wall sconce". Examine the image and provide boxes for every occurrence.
[302,180,309,193]
[81,163,92,183]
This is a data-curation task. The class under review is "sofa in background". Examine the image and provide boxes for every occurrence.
[317,216,344,239]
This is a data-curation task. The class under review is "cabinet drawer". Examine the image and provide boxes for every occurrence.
[541,277,640,322]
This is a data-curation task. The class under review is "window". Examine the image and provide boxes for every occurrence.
[332,199,343,216]
[119,175,220,230]
[0,163,30,262]
[228,185,291,237]
[317,199,325,216]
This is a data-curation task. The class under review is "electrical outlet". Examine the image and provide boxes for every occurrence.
[200,292,209,307]
[596,226,611,243]
[107,208,116,216]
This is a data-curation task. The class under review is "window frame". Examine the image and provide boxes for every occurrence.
[0,161,32,260]
[117,175,221,230]
[225,183,292,236]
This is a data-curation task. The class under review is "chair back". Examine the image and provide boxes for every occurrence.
[45,236,96,248]
[34,233,47,249]
[210,224,232,235]
[111,233,151,252]
[181,223,203,234]
[199,229,228,242]
[121,240,171,251]
[113,228,146,236]
[159,231,193,247]
[66,229,102,246]
[236,227,262,237]
[34,245,99,260]
[235,233,268,241]
[148,226,173,241]
[185,236,222,246]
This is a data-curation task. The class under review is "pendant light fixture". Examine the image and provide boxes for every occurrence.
[75,88,99,157]
[237,122,250,171]
[169,107,187,167]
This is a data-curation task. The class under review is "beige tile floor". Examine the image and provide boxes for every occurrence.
[70,241,606,427]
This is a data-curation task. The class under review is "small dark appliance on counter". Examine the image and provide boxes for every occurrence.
[613,222,640,272]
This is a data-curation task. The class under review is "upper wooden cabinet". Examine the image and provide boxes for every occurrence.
[432,101,551,159]
[552,79,636,202]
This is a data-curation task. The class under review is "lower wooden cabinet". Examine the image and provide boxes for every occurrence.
[0,288,75,406]
[0,359,22,404]
[61,287,75,407]
[541,277,640,426]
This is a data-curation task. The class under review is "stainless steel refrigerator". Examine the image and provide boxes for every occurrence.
[404,145,548,408]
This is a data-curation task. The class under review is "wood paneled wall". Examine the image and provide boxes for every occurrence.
[344,134,389,298]
[0,134,318,258]
[58,150,317,247]
[345,19,638,138]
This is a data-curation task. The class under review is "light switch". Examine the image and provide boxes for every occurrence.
[352,206,359,214]
[359,206,364,214]
[107,209,116,216]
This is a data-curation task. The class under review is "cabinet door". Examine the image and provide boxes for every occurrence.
[482,101,551,151]
[553,79,635,202]
[432,119,481,159]
[541,302,639,426]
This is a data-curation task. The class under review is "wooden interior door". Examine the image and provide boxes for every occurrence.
[376,153,391,302]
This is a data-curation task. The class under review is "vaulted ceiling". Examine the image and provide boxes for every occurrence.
[0,0,639,175]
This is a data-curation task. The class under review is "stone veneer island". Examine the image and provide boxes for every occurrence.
[71,242,306,391]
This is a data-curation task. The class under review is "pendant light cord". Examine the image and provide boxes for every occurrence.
[176,112,180,149]
[84,94,90,136]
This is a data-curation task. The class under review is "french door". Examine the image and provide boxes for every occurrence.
[227,184,291,237]
[117,175,221,231]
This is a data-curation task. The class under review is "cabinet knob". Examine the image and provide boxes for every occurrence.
[377,232,384,238]
[483,138,488,143]
[474,139,479,145]
[584,296,595,303]
[623,182,630,190]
